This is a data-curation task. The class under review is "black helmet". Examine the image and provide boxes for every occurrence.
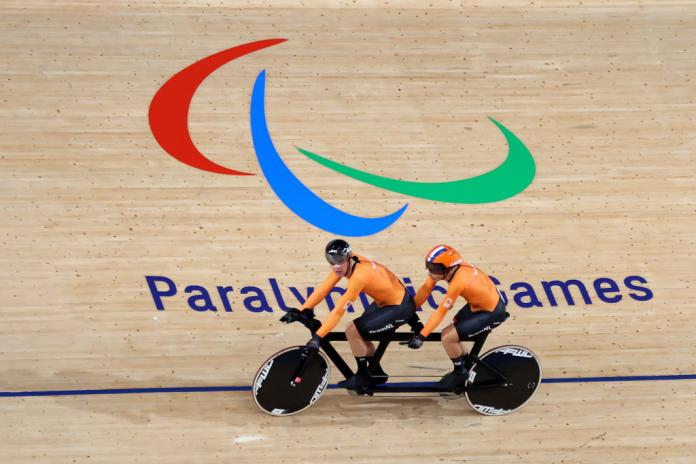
[325,239,352,265]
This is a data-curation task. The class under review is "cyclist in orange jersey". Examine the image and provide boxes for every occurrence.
[406,244,508,389]
[281,239,418,389]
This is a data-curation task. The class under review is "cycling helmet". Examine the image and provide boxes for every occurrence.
[425,244,462,276]
[325,239,352,265]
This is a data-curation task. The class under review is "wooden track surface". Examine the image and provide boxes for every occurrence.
[1,1,695,462]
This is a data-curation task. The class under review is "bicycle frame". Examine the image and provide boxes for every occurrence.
[290,313,512,394]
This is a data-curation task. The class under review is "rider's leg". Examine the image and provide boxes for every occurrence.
[336,321,374,389]
[340,294,415,388]
[440,324,468,384]
[347,321,389,384]
[360,291,416,383]
[346,321,375,357]
[439,300,507,389]
[438,306,476,389]
[345,322,387,380]
[442,324,466,358]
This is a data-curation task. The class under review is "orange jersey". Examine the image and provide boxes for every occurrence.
[303,254,405,338]
[414,262,500,337]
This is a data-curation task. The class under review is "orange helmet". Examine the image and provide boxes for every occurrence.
[425,245,463,276]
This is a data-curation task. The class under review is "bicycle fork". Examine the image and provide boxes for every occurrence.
[289,348,317,387]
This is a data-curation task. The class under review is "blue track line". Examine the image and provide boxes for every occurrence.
[541,374,696,383]
[1,373,695,398]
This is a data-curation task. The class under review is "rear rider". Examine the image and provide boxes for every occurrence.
[407,245,508,389]
[282,239,417,389]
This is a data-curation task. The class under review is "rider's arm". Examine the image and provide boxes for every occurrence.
[315,275,365,338]
[413,276,436,308]
[302,271,342,310]
[419,282,463,337]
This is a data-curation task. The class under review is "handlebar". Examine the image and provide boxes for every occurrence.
[280,308,322,332]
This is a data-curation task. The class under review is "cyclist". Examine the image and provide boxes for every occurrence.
[281,239,418,389]
[406,244,507,389]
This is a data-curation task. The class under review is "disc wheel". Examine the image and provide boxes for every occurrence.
[464,345,542,416]
[252,346,331,416]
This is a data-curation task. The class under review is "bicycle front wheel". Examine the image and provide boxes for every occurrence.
[252,346,331,417]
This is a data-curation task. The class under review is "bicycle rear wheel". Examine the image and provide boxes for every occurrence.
[464,345,542,416]
[252,346,331,416]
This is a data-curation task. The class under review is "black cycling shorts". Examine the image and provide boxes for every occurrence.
[452,297,508,341]
[353,291,417,340]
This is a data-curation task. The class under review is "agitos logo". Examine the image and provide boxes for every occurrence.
[149,39,536,236]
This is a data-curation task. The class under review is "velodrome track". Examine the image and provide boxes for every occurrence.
[2,1,695,462]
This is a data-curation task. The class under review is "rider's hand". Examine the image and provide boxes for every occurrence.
[279,307,302,323]
[407,333,425,349]
[305,334,322,352]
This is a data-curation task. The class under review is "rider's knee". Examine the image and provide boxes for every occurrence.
[345,321,358,337]
[441,325,459,344]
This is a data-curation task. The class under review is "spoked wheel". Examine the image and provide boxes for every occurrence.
[465,345,542,416]
[252,346,331,417]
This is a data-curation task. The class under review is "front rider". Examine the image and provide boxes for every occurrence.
[282,239,417,390]
[406,244,508,389]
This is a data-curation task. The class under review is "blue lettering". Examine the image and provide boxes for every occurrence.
[241,286,273,312]
[510,282,543,308]
[268,278,293,311]
[217,286,234,312]
[185,285,218,312]
[624,275,653,301]
[145,273,655,315]
[542,279,592,307]
[146,275,177,310]
[593,278,622,304]
[288,286,313,307]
